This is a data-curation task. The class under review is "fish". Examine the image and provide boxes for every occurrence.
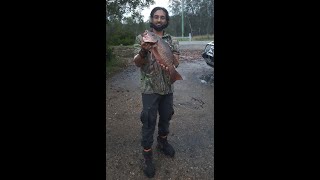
[141,30,183,84]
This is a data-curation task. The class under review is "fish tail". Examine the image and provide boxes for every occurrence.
[169,66,183,84]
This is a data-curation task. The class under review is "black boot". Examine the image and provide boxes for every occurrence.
[157,136,175,157]
[143,150,155,178]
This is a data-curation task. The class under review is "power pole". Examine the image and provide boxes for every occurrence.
[181,0,184,37]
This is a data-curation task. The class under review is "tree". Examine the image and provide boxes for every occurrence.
[168,0,214,36]
[106,0,155,23]
[106,0,155,61]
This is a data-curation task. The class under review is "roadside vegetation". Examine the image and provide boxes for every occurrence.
[106,45,135,78]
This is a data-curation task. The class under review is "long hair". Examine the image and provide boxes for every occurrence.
[149,7,170,29]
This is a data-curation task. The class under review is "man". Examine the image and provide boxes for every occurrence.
[133,7,180,178]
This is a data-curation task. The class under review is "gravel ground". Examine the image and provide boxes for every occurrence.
[106,45,214,179]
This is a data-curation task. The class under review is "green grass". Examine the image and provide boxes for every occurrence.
[106,57,127,77]
[106,45,135,78]
[173,34,214,41]
[192,34,214,41]
[174,37,192,41]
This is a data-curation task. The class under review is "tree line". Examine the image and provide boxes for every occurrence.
[106,0,213,48]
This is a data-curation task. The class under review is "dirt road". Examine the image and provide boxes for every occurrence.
[106,43,214,179]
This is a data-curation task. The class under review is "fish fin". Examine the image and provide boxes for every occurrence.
[169,66,183,84]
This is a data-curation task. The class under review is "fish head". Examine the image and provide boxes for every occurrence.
[142,30,158,44]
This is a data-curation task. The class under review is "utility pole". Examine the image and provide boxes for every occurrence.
[181,0,184,37]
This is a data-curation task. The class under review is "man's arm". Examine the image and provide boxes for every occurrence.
[133,48,148,67]
[133,35,151,67]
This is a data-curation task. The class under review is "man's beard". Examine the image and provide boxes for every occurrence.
[150,22,169,31]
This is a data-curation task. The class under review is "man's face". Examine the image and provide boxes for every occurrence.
[151,10,168,31]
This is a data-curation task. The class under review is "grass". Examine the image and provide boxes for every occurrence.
[106,57,126,77]
[106,45,135,78]
[192,34,214,41]
[173,34,214,41]
[174,37,192,41]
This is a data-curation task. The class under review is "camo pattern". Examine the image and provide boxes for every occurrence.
[134,31,180,95]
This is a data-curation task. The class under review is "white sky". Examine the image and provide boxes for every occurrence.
[141,0,170,22]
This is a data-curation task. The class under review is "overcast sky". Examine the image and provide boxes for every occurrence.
[141,0,170,22]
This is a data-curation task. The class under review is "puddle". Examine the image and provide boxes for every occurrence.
[199,73,214,85]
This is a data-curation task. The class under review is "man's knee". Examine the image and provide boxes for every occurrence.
[141,107,158,128]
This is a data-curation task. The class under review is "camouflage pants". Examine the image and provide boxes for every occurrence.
[140,93,174,149]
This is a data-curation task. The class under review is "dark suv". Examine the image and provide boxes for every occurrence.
[202,41,214,67]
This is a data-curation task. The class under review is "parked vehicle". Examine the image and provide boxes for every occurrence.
[202,41,214,67]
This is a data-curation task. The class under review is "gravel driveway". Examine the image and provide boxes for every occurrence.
[106,43,214,179]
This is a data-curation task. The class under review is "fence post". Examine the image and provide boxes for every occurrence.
[189,33,191,41]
